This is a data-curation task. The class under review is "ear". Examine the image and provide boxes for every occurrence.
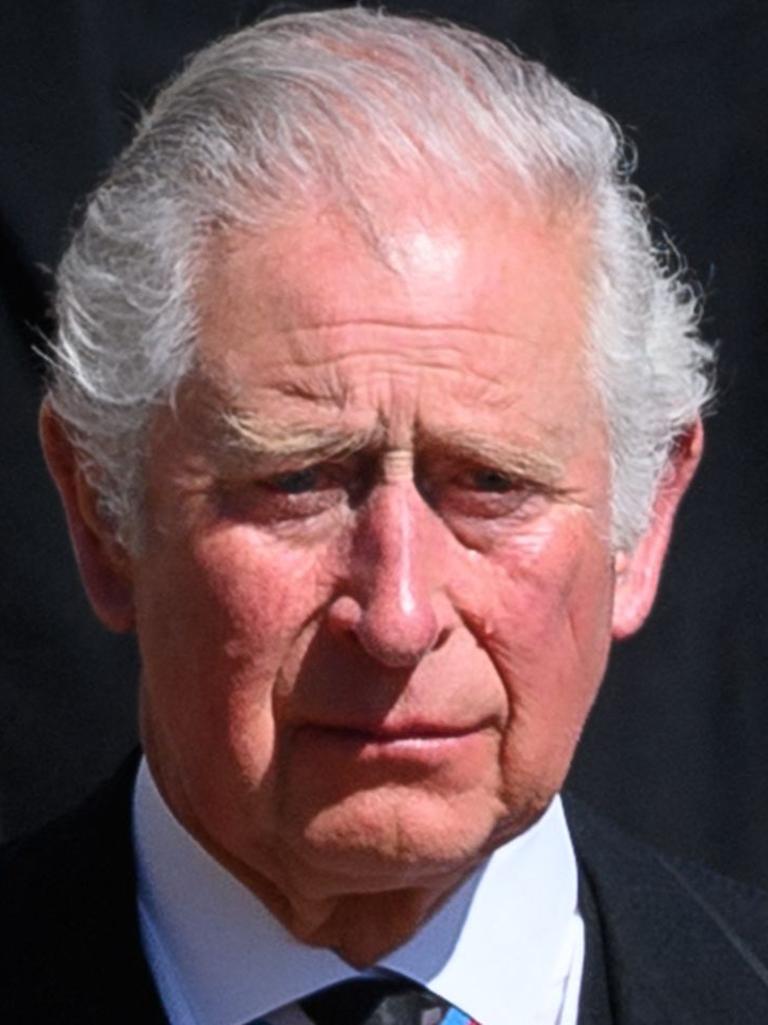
[39,399,136,632]
[612,418,703,639]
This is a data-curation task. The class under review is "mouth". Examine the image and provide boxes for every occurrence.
[295,719,492,761]
[321,722,476,740]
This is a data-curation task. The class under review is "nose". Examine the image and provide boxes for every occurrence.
[327,482,452,668]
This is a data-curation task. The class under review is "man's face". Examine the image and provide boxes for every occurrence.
[45,183,701,956]
[129,193,618,909]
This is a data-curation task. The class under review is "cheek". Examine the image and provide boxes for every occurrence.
[450,512,615,776]
[136,524,346,852]
[135,526,341,748]
[197,533,328,674]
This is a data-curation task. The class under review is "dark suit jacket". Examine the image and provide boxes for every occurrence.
[3,756,768,1023]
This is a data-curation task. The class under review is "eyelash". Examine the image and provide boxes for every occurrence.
[271,465,519,495]
[222,460,544,526]
[270,467,329,495]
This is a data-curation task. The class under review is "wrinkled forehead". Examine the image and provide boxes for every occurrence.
[197,189,592,354]
[187,191,600,455]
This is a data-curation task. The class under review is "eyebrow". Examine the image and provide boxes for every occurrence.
[213,408,384,466]
[210,409,565,487]
[421,429,567,490]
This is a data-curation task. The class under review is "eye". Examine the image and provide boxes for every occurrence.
[427,463,541,523]
[470,468,515,493]
[218,459,368,527]
[271,467,322,494]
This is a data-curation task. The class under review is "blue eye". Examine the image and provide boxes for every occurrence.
[273,468,319,494]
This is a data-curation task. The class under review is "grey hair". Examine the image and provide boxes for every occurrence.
[48,6,713,551]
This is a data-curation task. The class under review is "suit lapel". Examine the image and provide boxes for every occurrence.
[63,750,169,1023]
[1,750,169,1024]
[577,863,618,1025]
[568,795,768,1025]
[9,768,768,1024]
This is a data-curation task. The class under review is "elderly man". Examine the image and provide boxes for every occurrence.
[2,7,767,1025]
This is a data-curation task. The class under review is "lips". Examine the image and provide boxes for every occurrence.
[290,717,496,780]
[295,717,492,747]
[319,722,478,741]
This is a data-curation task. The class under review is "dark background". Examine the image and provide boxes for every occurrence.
[1,1,766,888]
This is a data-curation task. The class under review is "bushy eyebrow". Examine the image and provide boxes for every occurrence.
[213,408,384,466]
[420,429,566,490]
[208,408,566,491]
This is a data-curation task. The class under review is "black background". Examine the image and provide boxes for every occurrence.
[1,1,766,888]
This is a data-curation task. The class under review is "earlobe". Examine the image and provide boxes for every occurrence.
[611,418,704,639]
[39,400,136,633]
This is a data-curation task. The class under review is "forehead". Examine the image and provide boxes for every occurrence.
[193,193,598,450]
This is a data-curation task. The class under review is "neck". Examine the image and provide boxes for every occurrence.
[198,832,471,966]
[142,734,481,965]
[265,875,469,967]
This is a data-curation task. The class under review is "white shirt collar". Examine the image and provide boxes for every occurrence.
[133,758,583,1025]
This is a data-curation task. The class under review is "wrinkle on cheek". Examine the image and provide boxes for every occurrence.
[563,599,609,702]
[440,512,614,806]
[448,519,557,622]
[447,510,609,676]
[195,527,337,661]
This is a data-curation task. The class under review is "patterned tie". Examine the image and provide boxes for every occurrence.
[298,976,479,1025]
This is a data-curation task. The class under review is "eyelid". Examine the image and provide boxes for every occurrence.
[435,460,536,493]
[264,456,374,500]
[262,456,351,481]
[462,466,524,487]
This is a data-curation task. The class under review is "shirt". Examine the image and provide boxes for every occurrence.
[134,759,584,1025]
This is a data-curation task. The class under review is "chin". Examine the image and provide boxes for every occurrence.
[279,785,509,897]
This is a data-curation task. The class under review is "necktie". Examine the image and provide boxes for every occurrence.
[299,976,478,1025]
